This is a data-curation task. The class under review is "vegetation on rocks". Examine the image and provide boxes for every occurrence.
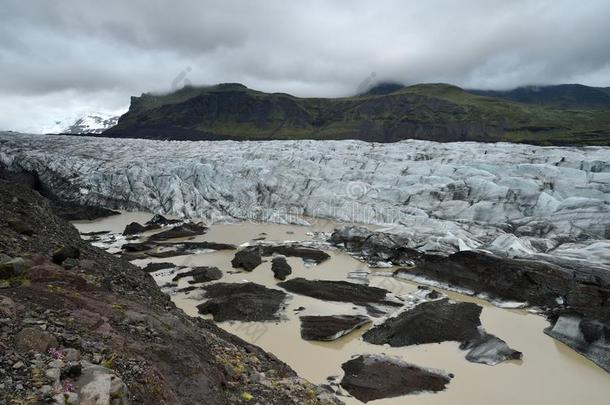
[103,82,610,146]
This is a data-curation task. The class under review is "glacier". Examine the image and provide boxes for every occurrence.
[1,132,608,267]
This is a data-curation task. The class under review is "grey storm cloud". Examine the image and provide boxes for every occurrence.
[1,0,610,132]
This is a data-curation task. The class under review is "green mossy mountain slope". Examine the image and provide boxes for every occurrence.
[469,84,610,111]
[104,83,610,145]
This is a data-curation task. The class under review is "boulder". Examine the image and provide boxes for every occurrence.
[46,367,61,385]
[61,362,83,379]
[340,355,452,402]
[52,245,80,265]
[299,315,370,341]
[197,282,286,322]
[77,364,129,405]
[0,257,26,279]
[231,246,262,271]
[0,295,16,318]
[271,256,292,280]
[15,327,58,353]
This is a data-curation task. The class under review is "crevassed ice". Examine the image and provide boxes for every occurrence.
[1,132,608,267]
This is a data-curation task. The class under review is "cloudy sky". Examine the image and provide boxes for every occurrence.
[2,0,610,132]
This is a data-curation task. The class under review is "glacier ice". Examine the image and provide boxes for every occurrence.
[0,132,608,267]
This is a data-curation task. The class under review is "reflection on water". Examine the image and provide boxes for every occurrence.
[74,212,610,405]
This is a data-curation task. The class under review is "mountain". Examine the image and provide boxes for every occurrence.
[468,84,610,111]
[103,83,610,145]
[61,113,120,134]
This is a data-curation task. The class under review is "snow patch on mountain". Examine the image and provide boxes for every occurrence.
[62,113,120,134]
[0,132,608,267]
[31,111,124,135]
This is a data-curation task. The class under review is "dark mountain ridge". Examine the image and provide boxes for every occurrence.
[102,82,610,146]
[468,84,610,111]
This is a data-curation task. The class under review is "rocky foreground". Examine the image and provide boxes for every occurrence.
[0,179,340,404]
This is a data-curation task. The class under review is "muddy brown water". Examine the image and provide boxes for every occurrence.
[74,212,610,405]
